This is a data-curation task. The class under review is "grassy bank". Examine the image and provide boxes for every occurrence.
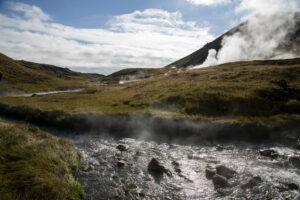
[1,58,300,126]
[0,103,299,144]
[0,119,83,200]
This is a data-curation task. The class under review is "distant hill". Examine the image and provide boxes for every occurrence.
[100,68,168,84]
[166,13,300,69]
[18,60,103,80]
[0,53,103,93]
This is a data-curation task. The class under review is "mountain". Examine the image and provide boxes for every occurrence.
[165,13,300,69]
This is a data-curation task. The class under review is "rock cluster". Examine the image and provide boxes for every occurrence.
[205,165,237,189]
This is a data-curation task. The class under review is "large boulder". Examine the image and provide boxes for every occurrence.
[216,165,237,179]
[212,174,228,188]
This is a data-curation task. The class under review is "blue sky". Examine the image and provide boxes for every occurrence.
[0,0,298,74]
[0,0,238,33]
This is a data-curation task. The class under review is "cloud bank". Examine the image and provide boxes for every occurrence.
[186,0,233,6]
[0,2,215,69]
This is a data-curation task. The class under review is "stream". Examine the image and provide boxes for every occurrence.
[0,88,83,97]
[71,135,300,200]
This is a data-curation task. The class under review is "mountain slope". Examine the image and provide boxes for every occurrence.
[0,53,103,94]
[166,13,300,69]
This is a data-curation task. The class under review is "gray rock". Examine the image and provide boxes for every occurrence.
[148,158,167,174]
[172,161,181,173]
[213,174,228,188]
[216,165,237,179]
[116,144,128,151]
[205,167,216,179]
[289,156,300,168]
[241,176,262,189]
[259,149,279,159]
[295,139,300,150]
[286,183,299,190]
[117,160,126,168]
[277,182,299,192]
[217,188,233,196]
[216,145,224,151]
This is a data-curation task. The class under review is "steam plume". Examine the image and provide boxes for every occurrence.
[194,0,300,68]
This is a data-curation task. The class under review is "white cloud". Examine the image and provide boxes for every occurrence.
[186,0,233,6]
[0,2,215,69]
[8,2,51,21]
[236,0,300,17]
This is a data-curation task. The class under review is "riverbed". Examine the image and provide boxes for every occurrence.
[72,135,300,200]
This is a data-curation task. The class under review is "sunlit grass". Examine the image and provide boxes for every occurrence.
[1,58,300,125]
[0,119,83,200]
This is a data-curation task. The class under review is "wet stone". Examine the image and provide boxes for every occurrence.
[148,158,166,173]
[277,182,299,192]
[289,156,300,168]
[216,145,224,151]
[259,149,279,159]
[205,167,216,180]
[217,188,233,196]
[117,160,126,168]
[172,161,181,173]
[241,176,262,190]
[212,174,228,188]
[295,139,300,150]
[216,165,237,179]
[116,144,128,152]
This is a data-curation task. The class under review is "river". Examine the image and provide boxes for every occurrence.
[71,135,300,200]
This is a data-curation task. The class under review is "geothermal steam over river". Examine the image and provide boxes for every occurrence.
[73,135,300,200]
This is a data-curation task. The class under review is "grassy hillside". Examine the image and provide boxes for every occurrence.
[0,119,83,200]
[1,58,300,125]
[99,67,168,84]
[0,53,102,94]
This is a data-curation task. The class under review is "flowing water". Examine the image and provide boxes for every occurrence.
[0,88,83,97]
[72,135,300,200]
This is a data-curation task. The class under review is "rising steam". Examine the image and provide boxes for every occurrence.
[194,12,300,68]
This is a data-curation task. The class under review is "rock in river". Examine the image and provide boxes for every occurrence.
[205,166,216,179]
[259,149,279,159]
[216,165,237,179]
[289,156,300,168]
[116,144,128,152]
[117,160,126,168]
[148,158,168,174]
[212,174,228,188]
[241,176,262,189]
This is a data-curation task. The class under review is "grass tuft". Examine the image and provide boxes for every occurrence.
[0,120,83,200]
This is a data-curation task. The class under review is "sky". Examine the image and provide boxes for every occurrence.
[0,0,299,74]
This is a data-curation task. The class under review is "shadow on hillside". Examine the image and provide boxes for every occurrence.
[0,103,299,145]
